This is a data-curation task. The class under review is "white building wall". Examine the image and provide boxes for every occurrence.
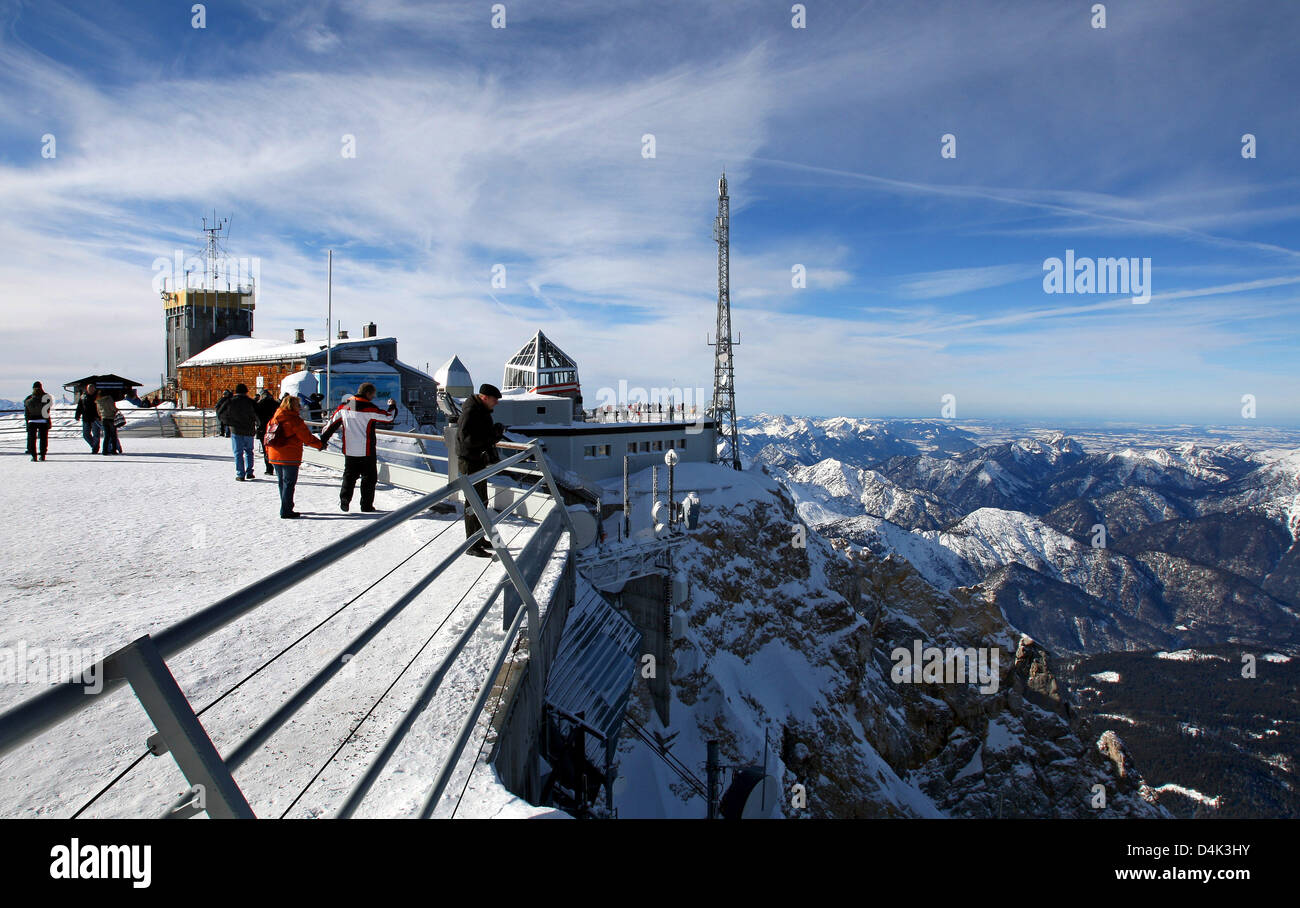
[529,423,717,483]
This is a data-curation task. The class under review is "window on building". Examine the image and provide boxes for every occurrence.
[666,439,675,449]
[640,441,650,453]
[583,444,611,459]
[652,440,663,451]
[680,438,687,449]
[537,406,547,415]
[626,442,637,454]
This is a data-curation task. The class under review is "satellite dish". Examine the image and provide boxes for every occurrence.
[664,449,679,467]
[651,500,668,534]
[567,505,598,549]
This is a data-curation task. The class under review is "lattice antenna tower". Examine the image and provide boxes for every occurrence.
[708,172,741,470]
[200,211,230,289]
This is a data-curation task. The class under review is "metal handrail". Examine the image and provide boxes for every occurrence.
[0,438,575,819]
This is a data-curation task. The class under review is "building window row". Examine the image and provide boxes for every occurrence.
[625,438,687,455]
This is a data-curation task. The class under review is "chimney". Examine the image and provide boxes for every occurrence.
[363,321,377,339]
[337,328,349,340]
[294,328,305,344]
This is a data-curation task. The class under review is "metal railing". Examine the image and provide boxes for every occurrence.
[304,423,551,522]
[0,439,574,819]
[0,407,222,441]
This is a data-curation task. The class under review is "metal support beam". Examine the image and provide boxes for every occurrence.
[460,475,543,649]
[105,636,255,819]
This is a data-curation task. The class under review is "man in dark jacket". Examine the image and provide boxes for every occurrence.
[253,389,278,476]
[73,382,101,454]
[24,381,53,462]
[225,384,259,481]
[456,383,505,556]
[318,383,397,512]
[215,389,234,437]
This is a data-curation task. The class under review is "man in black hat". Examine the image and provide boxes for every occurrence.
[456,383,505,557]
[23,381,52,462]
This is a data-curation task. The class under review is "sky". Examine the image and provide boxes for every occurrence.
[1,0,1298,425]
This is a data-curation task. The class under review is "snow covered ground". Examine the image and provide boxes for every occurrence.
[0,435,564,818]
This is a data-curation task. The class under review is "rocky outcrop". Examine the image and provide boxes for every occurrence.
[613,464,1169,818]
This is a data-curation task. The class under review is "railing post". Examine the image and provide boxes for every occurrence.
[445,422,460,483]
[531,441,575,534]
[458,475,543,650]
[104,635,255,819]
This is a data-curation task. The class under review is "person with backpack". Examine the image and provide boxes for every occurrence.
[318,383,397,512]
[253,389,278,476]
[225,384,259,481]
[215,389,234,438]
[95,391,120,456]
[265,395,325,519]
[23,381,53,462]
[73,382,101,454]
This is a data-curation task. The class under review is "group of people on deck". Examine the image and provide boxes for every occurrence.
[239,382,397,519]
[21,380,126,461]
[22,378,508,554]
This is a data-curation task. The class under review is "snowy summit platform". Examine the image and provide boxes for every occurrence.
[0,436,566,818]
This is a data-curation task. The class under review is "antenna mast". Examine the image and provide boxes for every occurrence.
[200,211,229,288]
[709,172,741,470]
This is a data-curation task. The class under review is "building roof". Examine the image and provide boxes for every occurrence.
[62,374,143,389]
[178,335,396,368]
[500,387,562,402]
[434,354,472,388]
[324,361,398,374]
[392,359,437,382]
[506,330,576,371]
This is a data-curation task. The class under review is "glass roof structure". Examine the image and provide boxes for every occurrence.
[502,330,580,394]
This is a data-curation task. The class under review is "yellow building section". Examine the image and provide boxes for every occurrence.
[162,288,255,311]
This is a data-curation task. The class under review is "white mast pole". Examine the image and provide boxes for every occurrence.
[326,249,332,412]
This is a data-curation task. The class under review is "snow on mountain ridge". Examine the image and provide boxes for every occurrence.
[623,463,1167,817]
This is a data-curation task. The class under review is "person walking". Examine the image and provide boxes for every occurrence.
[456,383,505,557]
[95,391,119,456]
[253,389,278,476]
[23,381,53,462]
[215,389,234,438]
[265,395,325,519]
[73,383,102,454]
[318,383,396,512]
[224,384,259,481]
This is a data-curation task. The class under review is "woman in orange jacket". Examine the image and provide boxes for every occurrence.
[265,395,326,519]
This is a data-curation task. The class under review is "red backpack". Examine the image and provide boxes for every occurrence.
[264,418,287,447]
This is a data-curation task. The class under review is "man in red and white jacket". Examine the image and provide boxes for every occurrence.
[318,382,397,512]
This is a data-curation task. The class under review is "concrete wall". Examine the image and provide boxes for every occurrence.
[616,573,671,726]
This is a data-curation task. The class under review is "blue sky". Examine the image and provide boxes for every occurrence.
[1,0,1298,424]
